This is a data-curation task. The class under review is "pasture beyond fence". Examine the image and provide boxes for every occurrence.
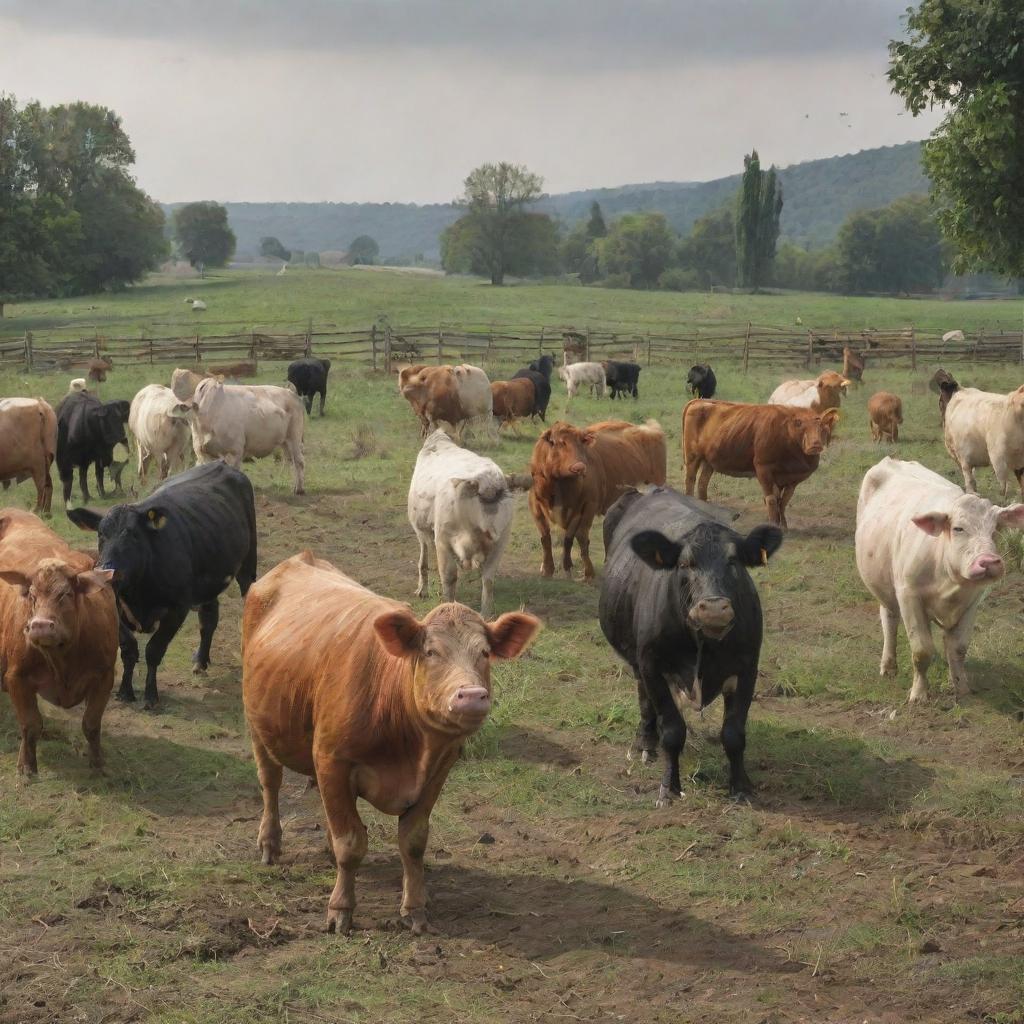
[3,318,1024,374]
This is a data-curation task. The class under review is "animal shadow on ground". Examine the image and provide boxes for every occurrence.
[498,725,582,768]
[960,656,1024,719]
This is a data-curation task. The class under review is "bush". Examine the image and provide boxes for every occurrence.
[658,268,702,292]
[599,272,632,289]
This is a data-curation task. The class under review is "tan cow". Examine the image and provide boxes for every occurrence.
[868,391,903,443]
[768,371,850,412]
[0,398,57,514]
[944,386,1024,498]
[0,509,117,774]
[400,363,494,440]
[242,552,541,934]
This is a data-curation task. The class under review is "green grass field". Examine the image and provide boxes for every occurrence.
[1,270,1024,1024]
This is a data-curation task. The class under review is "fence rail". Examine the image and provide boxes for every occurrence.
[3,320,1024,373]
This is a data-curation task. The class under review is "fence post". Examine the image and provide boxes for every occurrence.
[384,321,393,374]
[646,331,652,367]
[910,324,917,371]
[806,330,813,369]
[585,325,591,362]
[94,331,100,358]
[742,321,751,373]
[24,330,32,371]
[194,332,201,364]
[305,317,312,357]
[975,327,983,361]
[370,325,377,372]
[437,325,443,365]
[251,331,258,367]
[539,326,545,359]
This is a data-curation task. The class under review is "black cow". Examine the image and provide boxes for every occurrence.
[68,461,258,710]
[686,363,717,399]
[513,354,553,421]
[287,357,332,416]
[603,360,641,399]
[56,392,130,503]
[599,486,782,804]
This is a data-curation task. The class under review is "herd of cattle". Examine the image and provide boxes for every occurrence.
[1,346,1023,933]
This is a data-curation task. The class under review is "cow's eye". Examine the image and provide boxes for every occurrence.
[424,647,438,658]
[953,526,965,533]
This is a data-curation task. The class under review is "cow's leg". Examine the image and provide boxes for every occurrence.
[531,498,556,577]
[577,520,596,580]
[478,533,510,619]
[193,598,219,674]
[141,605,190,709]
[318,389,326,417]
[95,460,107,497]
[721,673,755,797]
[8,681,43,776]
[640,661,685,807]
[896,593,935,703]
[958,458,977,494]
[879,603,899,678]
[755,469,781,526]
[397,750,459,934]
[892,423,899,442]
[414,530,431,598]
[696,463,714,501]
[778,484,797,529]
[436,542,458,605]
[870,421,879,442]
[315,758,367,936]
[116,620,139,702]
[81,672,112,770]
[303,394,313,415]
[78,465,91,503]
[683,454,700,496]
[1015,467,1024,500]
[286,440,305,495]
[628,671,659,764]
[943,604,980,700]
[252,732,284,864]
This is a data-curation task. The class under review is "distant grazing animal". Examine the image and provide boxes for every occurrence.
[856,457,1024,702]
[944,386,1024,498]
[207,361,256,380]
[929,369,960,426]
[490,378,536,430]
[0,398,57,514]
[842,347,865,383]
[557,361,606,399]
[0,509,117,774]
[170,377,307,494]
[603,360,641,400]
[287,357,332,416]
[599,487,782,803]
[512,355,553,420]
[868,391,903,443]
[87,357,113,383]
[682,400,839,528]
[942,329,965,344]
[528,419,667,579]
[399,364,494,440]
[408,430,530,617]
[241,551,540,934]
[562,331,586,364]
[768,371,850,412]
[55,391,130,503]
[190,299,207,312]
[69,461,258,709]
[128,384,191,484]
[686,364,717,399]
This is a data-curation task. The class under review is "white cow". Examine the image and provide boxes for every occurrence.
[768,371,850,411]
[171,377,306,494]
[942,329,965,344]
[129,384,191,484]
[451,364,496,441]
[944,386,1024,498]
[855,457,1024,702]
[408,430,529,617]
[557,361,606,399]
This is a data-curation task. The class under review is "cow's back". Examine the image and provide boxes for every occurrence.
[0,399,56,477]
[588,421,666,511]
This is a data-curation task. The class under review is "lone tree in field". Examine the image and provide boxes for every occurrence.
[348,235,379,265]
[889,0,1024,276]
[586,201,607,239]
[260,236,291,261]
[735,150,783,291]
[173,201,236,276]
[456,162,544,285]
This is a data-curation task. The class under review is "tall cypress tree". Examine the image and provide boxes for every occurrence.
[735,150,783,291]
[586,201,607,239]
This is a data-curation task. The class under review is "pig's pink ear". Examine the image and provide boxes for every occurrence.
[373,609,424,657]
[996,504,1024,530]
[487,612,542,660]
[912,512,949,536]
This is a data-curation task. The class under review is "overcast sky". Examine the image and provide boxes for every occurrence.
[2,1,941,204]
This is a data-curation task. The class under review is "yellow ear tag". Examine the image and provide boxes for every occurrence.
[760,547,768,566]
[654,550,663,566]
[147,510,166,530]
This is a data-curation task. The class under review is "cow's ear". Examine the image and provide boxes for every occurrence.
[454,478,479,495]
[540,429,554,445]
[738,524,784,567]
[67,508,103,532]
[631,530,682,571]
[373,609,424,658]
[0,514,9,542]
[0,569,31,594]
[996,504,1024,530]
[74,568,115,595]
[581,431,596,446]
[487,612,542,660]
[840,379,851,392]
[145,507,168,531]
[819,409,841,430]
[912,512,949,536]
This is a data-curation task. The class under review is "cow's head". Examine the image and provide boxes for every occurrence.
[67,504,169,591]
[1008,384,1024,412]
[0,556,113,650]
[529,354,554,378]
[170,368,200,401]
[631,521,783,640]
[534,422,593,478]
[784,408,839,456]
[95,402,129,448]
[912,495,1024,582]
[814,371,851,407]
[373,603,541,733]
[686,364,708,386]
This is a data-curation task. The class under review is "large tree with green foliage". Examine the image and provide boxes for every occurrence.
[348,235,380,265]
[600,213,674,289]
[586,201,607,239]
[735,150,783,291]
[678,207,736,289]
[441,211,559,279]
[889,0,1024,276]
[453,162,544,285]
[260,236,291,261]
[173,201,236,274]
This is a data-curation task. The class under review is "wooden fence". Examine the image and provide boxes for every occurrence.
[3,320,1024,373]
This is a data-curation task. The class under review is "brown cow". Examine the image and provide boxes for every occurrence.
[0,399,57,514]
[768,370,850,412]
[930,369,960,426]
[87,357,113,383]
[242,551,540,934]
[868,391,903,443]
[842,347,865,383]
[207,361,257,380]
[491,378,536,430]
[399,364,493,439]
[0,509,117,774]
[529,419,667,579]
[682,400,839,528]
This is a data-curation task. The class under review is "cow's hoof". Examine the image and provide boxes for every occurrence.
[540,567,554,578]
[143,699,161,712]
[654,784,680,808]
[258,840,281,865]
[641,748,658,764]
[326,908,353,936]
[880,662,897,678]
[115,689,136,703]
[399,909,435,936]
[192,663,208,676]
[295,488,305,496]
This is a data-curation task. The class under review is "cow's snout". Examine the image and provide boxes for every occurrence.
[803,438,824,455]
[449,686,491,716]
[569,461,586,476]
[969,553,1004,580]
[689,597,735,638]
[26,617,61,646]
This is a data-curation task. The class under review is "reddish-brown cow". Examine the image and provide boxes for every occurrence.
[0,398,57,514]
[490,378,536,430]
[843,347,865,383]
[242,551,540,935]
[0,509,117,774]
[682,400,839,528]
[529,419,667,579]
[868,391,903,443]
